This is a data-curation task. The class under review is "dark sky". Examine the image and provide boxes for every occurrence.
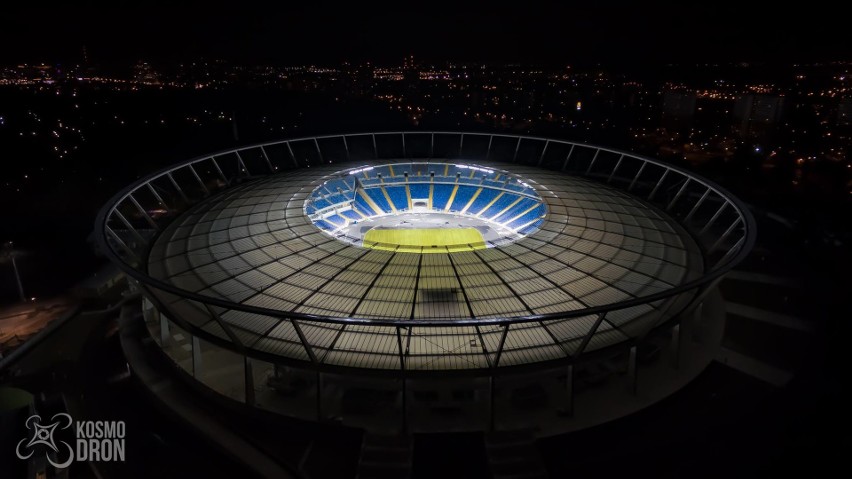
[3,2,848,67]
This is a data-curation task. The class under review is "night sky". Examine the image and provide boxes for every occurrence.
[4,2,848,67]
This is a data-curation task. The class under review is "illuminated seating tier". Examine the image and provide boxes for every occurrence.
[384,186,407,210]
[409,183,430,200]
[306,163,546,233]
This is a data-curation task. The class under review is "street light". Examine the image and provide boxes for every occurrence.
[1,241,26,303]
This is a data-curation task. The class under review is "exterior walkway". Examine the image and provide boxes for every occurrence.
[118,302,299,479]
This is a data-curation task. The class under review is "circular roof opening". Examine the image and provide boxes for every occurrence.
[305,162,547,252]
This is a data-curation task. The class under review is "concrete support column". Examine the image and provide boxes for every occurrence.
[244,357,256,406]
[565,364,574,417]
[489,376,496,432]
[192,336,202,378]
[671,324,681,370]
[159,313,169,345]
[316,371,323,422]
[401,378,408,434]
[628,345,638,395]
[691,302,705,343]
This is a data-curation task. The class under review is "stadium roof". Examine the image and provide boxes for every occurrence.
[146,162,703,370]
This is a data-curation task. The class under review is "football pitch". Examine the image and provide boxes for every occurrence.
[363,227,486,253]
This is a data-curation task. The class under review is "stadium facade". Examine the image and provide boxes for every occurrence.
[98,132,754,434]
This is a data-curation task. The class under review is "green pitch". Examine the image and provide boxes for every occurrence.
[363,227,486,253]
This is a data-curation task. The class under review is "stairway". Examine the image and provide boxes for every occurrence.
[485,429,548,479]
[356,433,413,479]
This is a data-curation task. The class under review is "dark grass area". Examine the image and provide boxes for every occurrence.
[539,363,786,477]
[413,432,490,479]
[722,314,809,371]
[539,206,845,477]
[718,280,807,318]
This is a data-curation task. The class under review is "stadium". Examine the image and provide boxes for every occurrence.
[97,132,754,435]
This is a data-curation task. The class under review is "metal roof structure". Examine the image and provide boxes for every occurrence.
[97,132,755,375]
[146,163,702,370]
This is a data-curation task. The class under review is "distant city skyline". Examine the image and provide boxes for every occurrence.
[4,3,850,67]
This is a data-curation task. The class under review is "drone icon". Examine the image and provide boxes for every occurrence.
[16,413,74,469]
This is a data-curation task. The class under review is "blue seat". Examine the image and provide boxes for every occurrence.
[352,202,373,218]
[444,165,468,179]
[432,184,452,210]
[369,165,392,179]
[330,177,354,191]
[449,186,478,212]
[480,192,518,217]
[312,198,331,210]
[364,188,392,213]
[384,186,408,210]
[506,204,546,229]
[314,219,333,231]
[456,177,480,188]
[470,188,500,212]
[516,217,545,234]
[326,193,348,205]
[341,209,361,221]
[408,183,430,200]
[309,166,543,227]
[495,197,536,223]
[325,214,346,227]
[360,178,382,187]
[384,176,406,185]
[432,177,456,188]
[353,195,375,215]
